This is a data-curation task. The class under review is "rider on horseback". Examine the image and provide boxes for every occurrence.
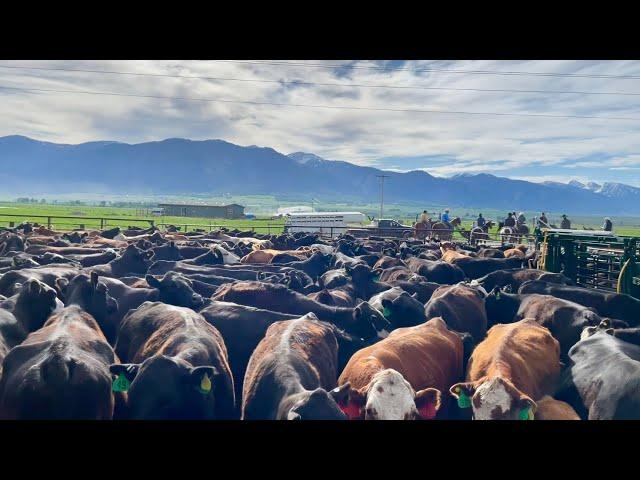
[504,212,516,227]
[441,209,451,229]
[476,213,486,229]
[517,211,526,226]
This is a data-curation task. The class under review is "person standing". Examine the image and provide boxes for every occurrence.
[420,210,429,224]
[603,217,613,232]
[560,214,571,229]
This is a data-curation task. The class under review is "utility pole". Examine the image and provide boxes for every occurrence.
[376,175,389,220]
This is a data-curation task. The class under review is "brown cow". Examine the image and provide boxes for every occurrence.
[308,289,355,308]
[450,319,560,420]
[534,395,580,420]
[337,317,463,420]
[240,248,310,264]
[504,245,528,259]
[440,243,471,264]
[242,313,349,420]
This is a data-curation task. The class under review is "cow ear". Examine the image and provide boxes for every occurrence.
[414,388,441,420]
[90,271,99,288]
[337,386,366,420]
[330,382,351,405]
[145,275,161,289]
[287,411,302,420]
[605,328,615,336]
[55,278,68,298]
[190,366,219,395]
[411,292,419,299]
[29,279,40,294]
[517,395,536,420]
[169,241,175,248]
[450,382,475,409]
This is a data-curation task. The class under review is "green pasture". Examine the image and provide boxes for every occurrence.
[1,200,639,238]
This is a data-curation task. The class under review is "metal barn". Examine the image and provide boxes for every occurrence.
[157,203,245,219]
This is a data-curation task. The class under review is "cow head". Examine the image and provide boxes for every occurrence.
[64,273,119,337]
[580,319,614,340]
[282,384,349,420]
[145,272,205,310]
[118,244,153,273]
[337,370,441,420]
[380,291,424,327]
[450,376,536,420]
[109,357,221,419]
[352,301,391,340]
[15,278,61,332]
[150,241,182,261]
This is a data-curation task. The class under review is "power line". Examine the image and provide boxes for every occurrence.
[218,60,640,80]
[1,64,640,97]
[0,84,638,121]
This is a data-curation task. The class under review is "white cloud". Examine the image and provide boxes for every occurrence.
[0,60,639,185]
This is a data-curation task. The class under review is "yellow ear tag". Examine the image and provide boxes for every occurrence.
[199,373,212,395]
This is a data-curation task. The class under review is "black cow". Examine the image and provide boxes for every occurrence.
[519,280,640,327]
[0,306,120,419]
[112,302,235,419]
[242,314,350,420]
[485,288,603,357]
[0,278,63,333]
[405,258,465,285]
[368,287,426,328]
[448,256,526,280]
[62,273,120,343]
[472,268,573,292]
[212,281,390,341]
[88,244,152,278]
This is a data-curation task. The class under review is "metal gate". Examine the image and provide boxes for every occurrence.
[536,228,640,298]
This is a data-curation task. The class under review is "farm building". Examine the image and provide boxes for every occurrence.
[157,203,245,219]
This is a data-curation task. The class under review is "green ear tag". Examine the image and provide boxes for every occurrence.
[519,406,533,420]
[457,391,471,409]
[197,373,212,395]
[382,307,392,319]
[373,275,381,282]
[112,373,131,393]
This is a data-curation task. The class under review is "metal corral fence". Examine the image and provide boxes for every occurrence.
[0,213,540,245]
[0,213,155,231]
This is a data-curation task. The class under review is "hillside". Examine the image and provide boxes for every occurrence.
[0,135,635,214]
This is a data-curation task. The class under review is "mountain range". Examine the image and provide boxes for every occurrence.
[0,135,637,214]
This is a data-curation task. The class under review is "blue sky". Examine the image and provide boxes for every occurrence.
[0,60,639,186]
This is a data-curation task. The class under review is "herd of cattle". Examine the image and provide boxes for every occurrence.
[0,223,638,420]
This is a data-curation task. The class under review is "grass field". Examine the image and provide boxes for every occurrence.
[2,201,640,238]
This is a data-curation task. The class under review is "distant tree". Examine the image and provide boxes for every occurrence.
[40,199,46,204]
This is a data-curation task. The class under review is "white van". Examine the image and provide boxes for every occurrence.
[284,212,365,237]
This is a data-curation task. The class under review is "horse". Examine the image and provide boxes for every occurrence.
[430,217,461,241]
[465,220,495,245]
[413,221,431,240]
[499,226,517,243]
